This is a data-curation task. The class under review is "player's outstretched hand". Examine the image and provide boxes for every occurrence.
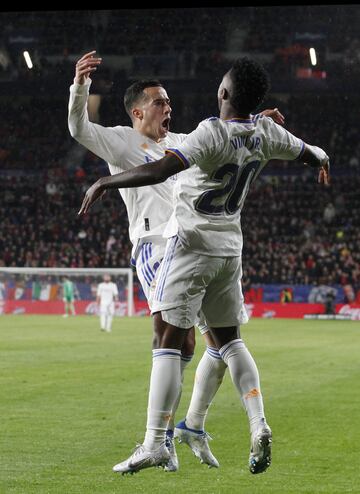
[318,160,330,185]
[78,180,106,215]
[74,50,102,85]
[261,108,285,125]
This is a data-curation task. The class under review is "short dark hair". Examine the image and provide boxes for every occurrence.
[229,57,270,114]
[124,79,163,119]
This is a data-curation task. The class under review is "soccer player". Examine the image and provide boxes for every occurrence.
[96,274,119,332]
[69,51,284,471]
[78,56,330,475]
[62,276,76,317]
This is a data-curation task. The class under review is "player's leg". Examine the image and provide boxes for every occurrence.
[150,311,194,472]
[106,316,112,332]
[134,238,195,471]
[164,326,194,471]
[204,257,271,474]
[113,315,190,474]
[106,304,113,332]
[168,327,195,431]
[176,285,249,463]
[63,298,69,317]
[100,305,106,331]
[70,299,76,316]
[174,324,223,468]
[113,237,203,475]
[181,327,226,431]
[210,325,272,474]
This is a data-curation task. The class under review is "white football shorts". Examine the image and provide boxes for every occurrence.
[131,236,167,310]
[151,235,249,329]
[100,302,115,316]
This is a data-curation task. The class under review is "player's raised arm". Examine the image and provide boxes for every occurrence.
[74,50,102,85]
[68,51,126,164]
[78,153,185,215]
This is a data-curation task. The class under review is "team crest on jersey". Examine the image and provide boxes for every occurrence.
[141,143,149,150]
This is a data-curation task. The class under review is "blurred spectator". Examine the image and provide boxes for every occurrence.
[324,290,336,315]
[280,288,293,303]
[323,202,336,224]
[343,283,355,303]
[308,279,338,304]
[0,7,359,298]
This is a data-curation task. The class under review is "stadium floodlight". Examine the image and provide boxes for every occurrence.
[23,51,33,69]
[0,267,134,317]
[309,47,317,66]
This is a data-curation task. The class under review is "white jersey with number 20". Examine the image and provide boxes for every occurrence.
[165,115,308,257]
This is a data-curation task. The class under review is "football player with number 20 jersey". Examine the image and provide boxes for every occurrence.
[79,56,329,476]
[70,52,287,472]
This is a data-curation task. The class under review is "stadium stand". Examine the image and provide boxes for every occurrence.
[0,8,359,304]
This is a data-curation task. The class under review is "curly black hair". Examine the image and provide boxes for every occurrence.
[124,79,163,119]
[229,57,270,114]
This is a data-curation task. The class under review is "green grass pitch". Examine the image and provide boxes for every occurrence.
[1,315,359,494]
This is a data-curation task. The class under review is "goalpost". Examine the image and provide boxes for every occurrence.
[0,267,135,317]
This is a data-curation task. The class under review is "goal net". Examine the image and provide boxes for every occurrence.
[0,267,141,317]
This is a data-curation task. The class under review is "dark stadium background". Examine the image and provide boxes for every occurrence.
[0,7,359,316]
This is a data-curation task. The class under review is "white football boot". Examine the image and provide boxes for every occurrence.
[249,419,272,474]
[113,443,170,475]
[164,430,179,472]
[174,420,219,468]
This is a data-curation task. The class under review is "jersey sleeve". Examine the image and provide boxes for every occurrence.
[113,284,119,296]
[68,80,129,166]
[96,284,101,297]
[165,119,221,170]
[264,118,305,161]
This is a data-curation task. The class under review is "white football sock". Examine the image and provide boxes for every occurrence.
[143,349,181,450]
[167,354,193,431]
[185,347,227,431]
[106,315,113,332]
[100,314,106,330]
[219,339,266,434]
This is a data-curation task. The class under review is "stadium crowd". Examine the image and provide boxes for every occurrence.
[0,8,359,301]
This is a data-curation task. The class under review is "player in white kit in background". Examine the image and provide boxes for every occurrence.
[96,274,119,332]
[69,51,286,472]
[79,56,330,476]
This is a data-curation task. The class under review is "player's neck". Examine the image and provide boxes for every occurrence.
[133,123,162,143]
[221,111,251,121]
[220,104,250,121]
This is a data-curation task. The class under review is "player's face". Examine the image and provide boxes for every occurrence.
[139,86,172,141]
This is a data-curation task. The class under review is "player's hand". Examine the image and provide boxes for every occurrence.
[74,51,102,85]
[78,180,106,215]
[318,160,330,185]
[260,108,285,125]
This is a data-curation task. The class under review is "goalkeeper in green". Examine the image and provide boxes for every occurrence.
[62,276,76,317]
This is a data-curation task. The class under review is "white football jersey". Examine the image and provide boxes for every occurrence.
[164,115,322,257]
[68,80,187,244]
[97,282,119,305]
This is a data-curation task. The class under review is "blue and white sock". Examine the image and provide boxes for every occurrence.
[185,347,227,431]
[220,339,266,434]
